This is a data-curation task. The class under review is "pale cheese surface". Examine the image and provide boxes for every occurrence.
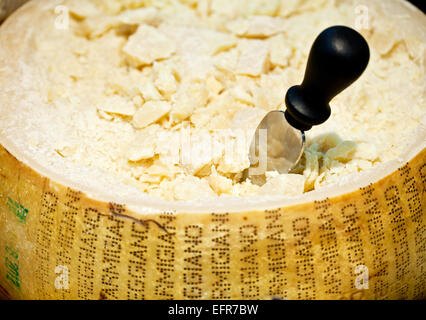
[0,0,424,201]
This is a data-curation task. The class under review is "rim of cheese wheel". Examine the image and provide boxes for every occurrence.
[0,0,425,214]
[0,0,29,22]
[1,129,424,214]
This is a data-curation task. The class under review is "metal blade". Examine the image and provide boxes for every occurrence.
[243,111,305,185]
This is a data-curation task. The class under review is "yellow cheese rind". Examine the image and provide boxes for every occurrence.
[0,145,424,300]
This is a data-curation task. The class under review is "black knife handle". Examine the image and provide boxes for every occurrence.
[284,25,370,131]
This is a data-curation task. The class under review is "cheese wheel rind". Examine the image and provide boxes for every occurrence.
[0,145,424,300]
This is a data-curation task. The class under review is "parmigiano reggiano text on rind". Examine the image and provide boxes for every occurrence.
[0,146,425,299]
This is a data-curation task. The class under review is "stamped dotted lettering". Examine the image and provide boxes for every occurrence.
[182,225,203,299]
[384,185,410,298]
[56,189,81,297]
[340,203,366,289]
[239,224,259,299]
[154,213,176,299]
[399,165,422,223]
[77,208,100,299]
[101,205,125,300]
[315,199,342,295]
[265,210,287,298]
[127,221,148,300]
[35,191,58,298]
[293,217,315,300]
[361,184,389,298]
[211,213,231,299]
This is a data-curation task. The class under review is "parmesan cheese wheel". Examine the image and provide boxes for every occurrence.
[0,0,425,300]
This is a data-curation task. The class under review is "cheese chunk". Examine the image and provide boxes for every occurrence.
[269,34,292,67]
[126,125,160,161]
[97,95,136,116]
[169,175,216,200]
[138,82,163,101]
[235,40,270,76]
[132,101,171,129]
[207,166,234,195]
[123,25,176,67]
[259,173,306,196]
[226,16,286,37]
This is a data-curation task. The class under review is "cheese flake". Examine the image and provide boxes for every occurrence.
[123,25,176,67]
[132,101,171,129]
[97,95,136,116]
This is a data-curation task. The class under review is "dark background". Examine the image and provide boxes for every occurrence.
[407,0,425,13]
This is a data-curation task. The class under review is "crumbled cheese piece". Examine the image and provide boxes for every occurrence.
[229,86,254,105]
[123,25,176,67]
[303,148,320,191]
[313,133,343,151]
[252,87,283,110]
[226,16,286,37]
[235,40,270,76]
[207,166,234,195]
[218,142,250,174]
[171,83,209,121]
[354,141,379,161]
[325,141,357,163]
[117,7,161,26]
[67,0,100,19]
[231,107,267,137]
[210,0,280,18]
[197,0,209,18]
[170,175,217,200]
[180,130,223,175]
[153,62,178,96]
[97,95,136,116]
[269,33,292,67]
[77,6,162,38]
[232,181,260,196]
[171,90,196,121]
[210,0,244,18]
[259,174,306,196]
[206,76,224,96]
[132,101,171,129]
[188,83,210,107]
[148,159,182,179]
[158,25,237,57]
[97,109,114,121]
[370,23,399,56]
[214,49,239,73]
[138,82,163,101]
[155,131,181,165]
[126,125,159,161]
[205,31,238,55]
[246,0,280,16]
